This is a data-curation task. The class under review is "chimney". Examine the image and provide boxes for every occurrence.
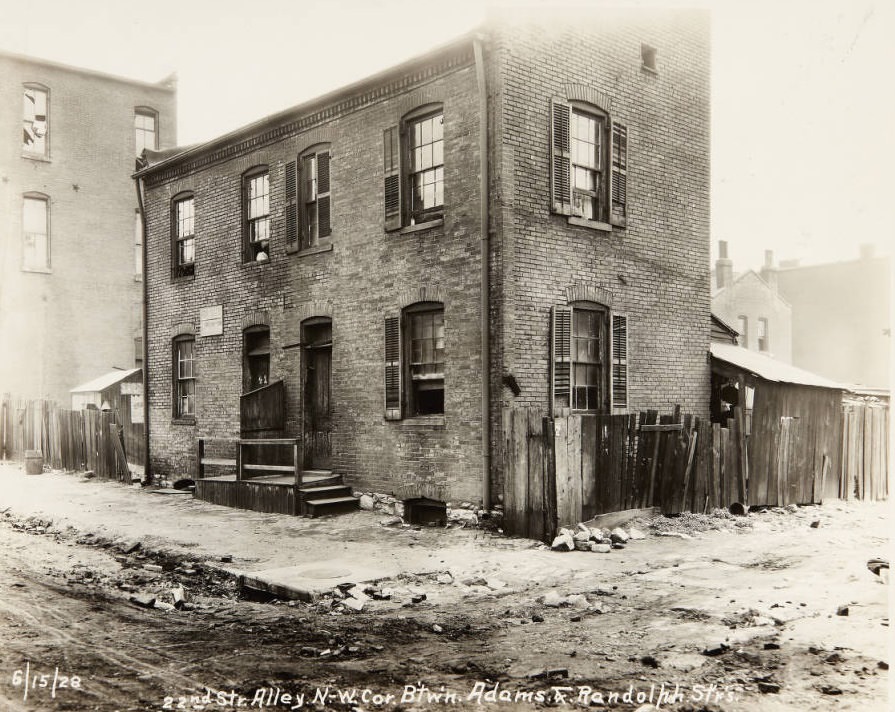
[716,240,733,289]
[859,243,876,260]
[760,249,777,291]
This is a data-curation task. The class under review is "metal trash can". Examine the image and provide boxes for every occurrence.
[24,450,43,475]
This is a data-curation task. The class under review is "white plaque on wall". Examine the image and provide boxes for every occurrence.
[200,305,224,337]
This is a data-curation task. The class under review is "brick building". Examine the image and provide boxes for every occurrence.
[712,241,793,363]
[138,10,710,509]
[0,51,176,404]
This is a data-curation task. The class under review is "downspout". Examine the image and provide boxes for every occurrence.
[135,173,152,486]
[473,37,491,510]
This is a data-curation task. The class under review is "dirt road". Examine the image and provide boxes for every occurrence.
[0,468,889,711]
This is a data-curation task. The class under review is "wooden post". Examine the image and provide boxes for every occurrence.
[733,403,749,506]
[293,438,302,515]
[681,428,698,512]
[502,410,517,536]
[237,441,244,482]
[543,416,557,542]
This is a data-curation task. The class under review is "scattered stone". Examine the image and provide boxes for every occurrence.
[171,585,187,609]
[154,601,176,612]
[359,495,375,511]
[300,646,318,657]
[569,614,581,622]
[836,605,849,616]
[180,602,196,611]
[786,504,798,513]
[83,471,95,479]
[129,593,156,608]
[142,564,163,573]
[461,575,487,587]
[220,555,233,563]
[448,509,478,524]
[485,579,507,590]
[612,543,626,550]
[119,540,141,554]
[810,520,820,529]
[432,624,443,633]
[566,594,589,610]
[878,661,889,670]
[380,516,403,527]
[543,591,566,607]
[640,655,659,668]
[346,586,370,603]
[610,527,630,543]
[820,686,842,696]
[825,652,844,664]
[728,502,747,516]
[436,573,454,585]
[702,644,730,657]
[526,668,569,680]
[757,682,780,694]
[411,593,427,604]
[342,597,365,612]
[628,527,646,540]
[658,531,692,539]
[591,543,612,553]
[551,532,575,551]
[764,642,781,650]
[574,540,592,551]
[532,613,544,623]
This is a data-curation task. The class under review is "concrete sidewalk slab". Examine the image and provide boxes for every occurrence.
[239,559,400,601]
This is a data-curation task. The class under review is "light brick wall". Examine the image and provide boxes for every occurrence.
[0,53,176,404]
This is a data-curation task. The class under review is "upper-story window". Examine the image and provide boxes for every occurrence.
[172,193,195,278]
[551,98,627,228]
[383,104,444,231]
[135,209,143,278]
[135,108,158,156]
[300,145,332,250]
[22,193,49,271]
[737,315,748,348]
[243,168,270,263]
[757,317,769,352]
[23,84,49,157]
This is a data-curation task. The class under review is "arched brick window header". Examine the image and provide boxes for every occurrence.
[240,309,270,329]
[398,285,444,309]
[565,283,613,307]
[171,322,195,337]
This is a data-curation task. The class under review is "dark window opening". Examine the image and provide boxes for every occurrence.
[641,44,658,72]
[404,497,447,526]
[244,327,270,391]
[243,169,270,263]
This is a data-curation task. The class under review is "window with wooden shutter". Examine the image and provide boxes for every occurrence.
[299,145,332,250]
[551,305,572,414]
[550,99,572,215]
[612,314,628,409]
[610,122,628,226]
[284,160,298,252]
[384,315,402,420]
[383,126,401,231]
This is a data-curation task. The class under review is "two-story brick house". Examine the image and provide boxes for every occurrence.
[137,10,710,513]
[0,51,177,405]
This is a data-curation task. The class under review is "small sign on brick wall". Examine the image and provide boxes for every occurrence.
[200,305,223,337]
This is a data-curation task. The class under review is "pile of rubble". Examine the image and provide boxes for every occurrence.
[550,524,646,553]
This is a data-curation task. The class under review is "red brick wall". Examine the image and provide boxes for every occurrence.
[0,53,176,404]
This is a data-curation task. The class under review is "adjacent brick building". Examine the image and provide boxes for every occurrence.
[0,51,176,404]
[138,10,711,508]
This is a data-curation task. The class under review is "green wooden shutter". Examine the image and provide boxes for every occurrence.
[610,122,628,227]
[318,150,331,238]
[612,314,628,408]
[285,160,298,252]
[550,98,572,215]
[384,315,402,420]
[383,126,401,231]
[551,305,572,415]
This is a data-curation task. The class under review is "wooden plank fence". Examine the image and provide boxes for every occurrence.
[1,394,131,481]
[840,399,888,501]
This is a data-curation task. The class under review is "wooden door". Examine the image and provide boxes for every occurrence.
[303,321,332,469]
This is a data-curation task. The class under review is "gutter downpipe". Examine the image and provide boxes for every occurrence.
[473,37,491,510]
[135,173,152,486]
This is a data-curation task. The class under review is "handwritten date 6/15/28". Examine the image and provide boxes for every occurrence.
[11,662,82,702]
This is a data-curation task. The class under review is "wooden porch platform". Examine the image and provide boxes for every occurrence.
[194,471,344,516]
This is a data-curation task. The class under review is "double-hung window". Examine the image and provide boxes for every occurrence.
[243,168,270,262]
[174,336,196,418]
[23,84,49,157]
[22,194,49,271]
[384,302,445,419]
[135,108,158,156]
[384,105,444,230]
[551,303,628,414]
[243,327,270,392]
[551,97,627,227]
[172,194,195,278]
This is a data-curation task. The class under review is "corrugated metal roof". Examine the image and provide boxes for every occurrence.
[70,368,141,394]
[710,343,845,390]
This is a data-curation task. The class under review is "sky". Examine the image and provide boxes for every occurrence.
[1,0,892,272]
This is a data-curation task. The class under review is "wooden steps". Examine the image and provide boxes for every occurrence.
[299,470,359,517]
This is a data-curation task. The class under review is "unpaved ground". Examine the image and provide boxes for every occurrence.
[0,463,889,711]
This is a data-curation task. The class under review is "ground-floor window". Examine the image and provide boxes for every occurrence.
[173,336,195,417]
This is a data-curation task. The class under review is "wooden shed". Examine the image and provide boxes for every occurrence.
[70,368,144,473]
[710,343,844,505]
